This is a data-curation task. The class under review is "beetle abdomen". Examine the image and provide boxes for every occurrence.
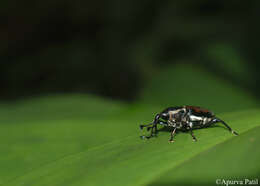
[189,114,213,126]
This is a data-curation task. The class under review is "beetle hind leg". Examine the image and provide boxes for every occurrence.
[210,117,239,136]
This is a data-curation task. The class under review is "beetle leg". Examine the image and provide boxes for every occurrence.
[140,123,157,139]
[169,128,177,143]
[149,126,155,138]
[154,124,158,134]
[140,123,153,130]
[212,117,239,136]
[140,123,153,139]
[190,128,197,142]
[140,120,167,139]
[149,123,159,137]
[143,126,154,139]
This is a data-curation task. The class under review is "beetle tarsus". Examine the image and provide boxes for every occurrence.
[140,135,145,139]
[232,130,239,136]
[190,129,197,142]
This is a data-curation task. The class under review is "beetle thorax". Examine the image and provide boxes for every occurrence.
[167,108,186,128]
[168,108,186,120]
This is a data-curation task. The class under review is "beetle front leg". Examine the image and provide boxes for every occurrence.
[140,123,158,139]
[149,121,164,135]
[147,126,156,138]
[140,123,153,139]
[140,123,153,130]
[169,128,177,143]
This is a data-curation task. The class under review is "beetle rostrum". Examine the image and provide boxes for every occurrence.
[140,106,238,142]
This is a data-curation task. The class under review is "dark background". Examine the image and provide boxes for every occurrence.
[1,0,260,101]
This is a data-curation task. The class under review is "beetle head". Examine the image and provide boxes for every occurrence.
[160,112,169,121]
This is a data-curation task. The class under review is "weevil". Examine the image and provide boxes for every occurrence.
[140,106,238,142]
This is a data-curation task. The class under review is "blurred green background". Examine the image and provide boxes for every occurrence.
[1,1,260,186]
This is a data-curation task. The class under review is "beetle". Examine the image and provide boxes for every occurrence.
[140,106,238,142]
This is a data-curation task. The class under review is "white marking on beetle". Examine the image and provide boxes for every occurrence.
[169,109,181,116]
[189,115,203,121]
[167,120,176,127]
[203,117,211,125]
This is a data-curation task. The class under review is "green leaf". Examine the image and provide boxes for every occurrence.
[1,104,260,186]
[0,94,127,184]
[149,125,260,186]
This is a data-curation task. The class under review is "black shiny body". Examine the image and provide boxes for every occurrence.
[140,106,238,142]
